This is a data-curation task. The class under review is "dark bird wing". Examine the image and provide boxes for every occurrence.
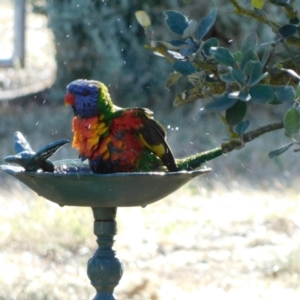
[131,108,178,172]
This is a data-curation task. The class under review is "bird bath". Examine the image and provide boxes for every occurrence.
[1,133,210,299]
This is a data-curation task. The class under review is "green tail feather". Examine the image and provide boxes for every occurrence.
[176,147,223,171]
[137,147,223,172]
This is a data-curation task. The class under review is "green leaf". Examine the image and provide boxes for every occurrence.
[290,17,299,25]
[210,47,236,67]
[274,86,296,103]
[241,32,258,54]
[135,11,151,28]
[173,60,196,75]
[240,50,259,70]
[166,72,182,87]
[243,60,262,84]
[261,46,271,68]
[250,72,268,87]
[268,98,281,105]
[284,107,300,136]
[249,85,274,104]
[278,24,298,38]
[206,95,237,112]
[225,100,247,126]
[243,60,267,87]
[235,120,250,135]
[229,91,251,101]
[165,11,189,35]
[197,8,217,40]
[297,84,300,99]
[238,90,251,101]
[268,143,295,158]
[202,38,219,56]
[182,20,198,39]
[251,0,264,9]
[233,51,242,62]
[231,69,245,85]
[220,72,235,82]
[180,46,197,56]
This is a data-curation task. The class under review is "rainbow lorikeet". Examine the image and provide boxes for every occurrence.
[64,79,178,173]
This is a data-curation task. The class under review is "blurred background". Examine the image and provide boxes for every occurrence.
[1,1,300,299]
[0,0,297,182]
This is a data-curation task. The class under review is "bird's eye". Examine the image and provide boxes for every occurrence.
[82,90,90,96]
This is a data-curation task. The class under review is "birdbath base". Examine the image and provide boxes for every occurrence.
[88,207,123,299]
[1,130,210,299]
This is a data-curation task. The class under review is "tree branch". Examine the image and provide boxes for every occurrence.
[228,0,300,48]
[222,121,284,153]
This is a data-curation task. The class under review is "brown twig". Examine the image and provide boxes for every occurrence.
[222,121,284,153]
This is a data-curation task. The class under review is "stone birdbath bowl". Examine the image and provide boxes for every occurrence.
[1,132,211,299]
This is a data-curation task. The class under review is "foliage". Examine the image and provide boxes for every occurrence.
[135,0,300,158]
[31,0,187,108]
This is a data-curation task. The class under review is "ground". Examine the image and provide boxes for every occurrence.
[1,179,300,299]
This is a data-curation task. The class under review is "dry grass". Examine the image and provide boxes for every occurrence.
[1,179,300,299]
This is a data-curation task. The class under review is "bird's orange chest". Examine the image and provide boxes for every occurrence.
[72,115,108,158]
[71,112,145,170]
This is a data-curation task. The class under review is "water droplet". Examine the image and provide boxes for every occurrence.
[167,125,171,129]
[35,122,39,126]
[66,35,69,38]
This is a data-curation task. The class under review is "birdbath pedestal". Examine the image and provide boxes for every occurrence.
[1,134,210,299]
[88,206,121,299]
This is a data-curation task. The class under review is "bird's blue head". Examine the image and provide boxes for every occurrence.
[65,79,113,118]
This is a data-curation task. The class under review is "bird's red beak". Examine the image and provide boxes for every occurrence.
[64,92,75,106]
